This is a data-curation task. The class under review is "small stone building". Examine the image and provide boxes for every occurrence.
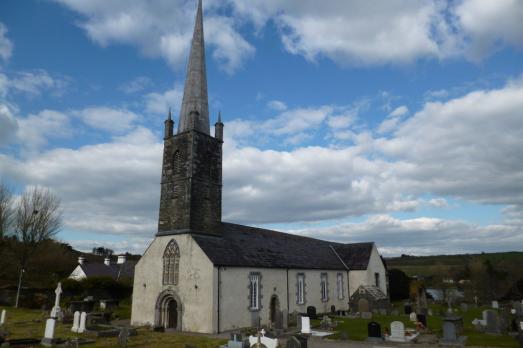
[349,285,390,313]
[131,0,389,334]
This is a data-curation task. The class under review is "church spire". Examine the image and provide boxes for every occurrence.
[178,0,210,135]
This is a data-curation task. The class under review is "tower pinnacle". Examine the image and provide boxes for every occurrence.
[178,0,209,135]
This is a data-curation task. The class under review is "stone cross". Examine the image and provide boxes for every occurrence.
[71,311,80,333]
[50,282,63,319]
[0,309,6,326]
[78,312,87,333]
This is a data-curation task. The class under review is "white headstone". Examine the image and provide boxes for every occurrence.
[409,312,417,322]
[301,316,311,334]
[71,311,80,332]
[0,309,6,325]
[248,335,278,348]
[44,318,56,339]
[50,282,63,319]
[78,312,87,333]
[492,301,499,309]
[389,321,405,342]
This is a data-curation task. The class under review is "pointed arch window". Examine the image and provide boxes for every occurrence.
[163,239,180,285]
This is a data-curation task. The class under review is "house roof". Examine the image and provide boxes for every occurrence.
[191,222,374,270]
[79,261,136,280]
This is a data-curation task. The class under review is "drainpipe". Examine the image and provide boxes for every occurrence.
[286,269,289,313]
[217,266,221,333]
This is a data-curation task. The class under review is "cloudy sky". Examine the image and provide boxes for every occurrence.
[0,0,522,257]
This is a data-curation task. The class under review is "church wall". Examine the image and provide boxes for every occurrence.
[217,267,350,332]
[131,234,215,333]
[348,244,388,296]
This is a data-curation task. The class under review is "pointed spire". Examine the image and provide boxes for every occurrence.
[168,107,172,121]
[178,0,210,135]
[217,111,222,124]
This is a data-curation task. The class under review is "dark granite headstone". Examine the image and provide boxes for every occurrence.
[286,334,307,348]
[330,305,336,314]
[306,306,317,320]
[368,321,381,338]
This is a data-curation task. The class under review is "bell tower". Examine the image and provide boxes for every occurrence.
[157,0,223,236]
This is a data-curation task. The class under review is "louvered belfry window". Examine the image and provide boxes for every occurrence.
[163,239,180,285]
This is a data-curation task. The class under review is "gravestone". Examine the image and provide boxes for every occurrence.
[275,310,284,330]
[379,308,387,316]
[391,309,399,316]
[389,321,405,342]
[248,333,278,348]
[404,304,412,315]
[0,310,5,326]
[485,310,501,334]
[417,313,427,328]
[361,312,372,320]
[78,312,87,334]
[297,314,302,331]
[367,321,382,342]
[515,302,523,316]
[41,318,57,347]
[286,336,301,348]
[330,305,336,314]
[118,327,129,347]
[250,311,260,328]
[286,334,307,348]
[71,311,80,332]
[306,306,317,320]
[301,317,311,334]
[428,308,433,316]
[443,321,458,342]
[409,312,417,322]
[282,309,288,329]
[460,303,469,312]
[492,301,499,309]
[339,331,349,340]
[50,282,63,319]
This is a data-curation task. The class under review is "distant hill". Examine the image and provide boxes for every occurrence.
[385,251,523,278]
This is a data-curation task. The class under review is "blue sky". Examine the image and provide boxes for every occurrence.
[1,0,522,256]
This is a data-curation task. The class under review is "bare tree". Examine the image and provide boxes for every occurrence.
[0,182,13,238]
[11,186,63,270]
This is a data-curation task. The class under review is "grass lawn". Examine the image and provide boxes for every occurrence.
[0,306,227,348]
[320,304,519,347]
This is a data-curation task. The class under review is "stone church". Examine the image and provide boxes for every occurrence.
[131,0,388,333]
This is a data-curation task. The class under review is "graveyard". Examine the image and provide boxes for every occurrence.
[2,300,523,347]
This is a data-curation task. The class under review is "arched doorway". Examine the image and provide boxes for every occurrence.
[155,290,182,330]
[358,298,369,313]
[270,295,280,323]
[166,299,178,329]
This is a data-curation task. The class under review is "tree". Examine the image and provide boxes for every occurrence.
[10,186,63,271]
[0,183,13,238]
[388,269,411,301]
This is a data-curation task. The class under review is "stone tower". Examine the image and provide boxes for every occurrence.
[158,0,223,236]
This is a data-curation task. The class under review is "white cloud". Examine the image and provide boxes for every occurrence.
[118,76,153,94]
[74,107,140,133]
[292,214,523,256]
[16,110,72,150]
[0,103,18,146]
[53,0,254,73]
[0,22,13,62]
[455,0,523,60]
[0,70,69,98]
[389,105,409,118]
[267,100,287,111]
[145,86,183,115]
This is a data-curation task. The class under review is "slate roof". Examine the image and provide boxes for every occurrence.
[191,222,374,270]
[79,261,136,280]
